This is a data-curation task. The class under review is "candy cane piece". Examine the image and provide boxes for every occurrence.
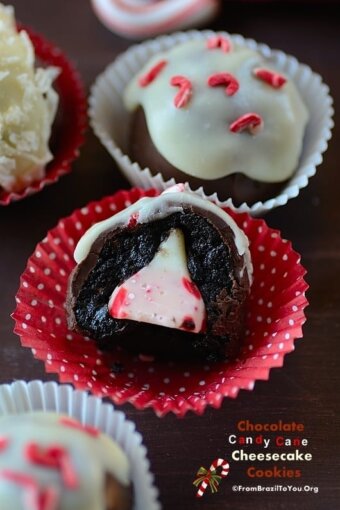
[196,458,230,498]
[59,417,100,437]
[0,470,59,510]
[206,35,232,53]
[25,443,79,489]
[170,76,193,108]
[253,67,287,89]
[138,60,167,87]
[25,485,59,510]
[127,212,139,228]
[0,436,9,451]
[229,113,263,135]
[207,72,239,96]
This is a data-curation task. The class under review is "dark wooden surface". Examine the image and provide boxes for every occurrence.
[1,2,340,509]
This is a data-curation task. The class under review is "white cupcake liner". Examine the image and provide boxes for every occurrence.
[0,380,161,510]
[89,29,333,216]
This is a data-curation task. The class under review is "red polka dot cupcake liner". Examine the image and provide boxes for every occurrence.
[0,25,87,206]
[12,188,308,417]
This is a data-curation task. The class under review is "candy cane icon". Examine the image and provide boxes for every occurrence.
[193,458,230,498]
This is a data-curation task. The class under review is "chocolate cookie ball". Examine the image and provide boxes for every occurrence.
[0,412,132,510]
[67,186,252,361]
[124,36,309,205]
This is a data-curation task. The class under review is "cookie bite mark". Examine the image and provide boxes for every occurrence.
[138,59,167,87]
[207,72,239,96]
[68,188,252,360]
[206,34,232,53]
[253,67,287,89]
[170,76,193,108]
[109,228,206,333]
[229,113,263,135]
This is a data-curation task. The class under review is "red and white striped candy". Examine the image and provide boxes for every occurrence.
[196,458,230,498]
[91,0,220,39]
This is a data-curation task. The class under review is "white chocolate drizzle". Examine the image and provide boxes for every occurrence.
[74,187,253,284]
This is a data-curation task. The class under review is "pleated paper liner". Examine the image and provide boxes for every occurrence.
[0,25,87,206]
[13,188,308,417]
[0,380,161,510]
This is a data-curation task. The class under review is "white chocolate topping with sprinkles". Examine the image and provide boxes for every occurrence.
[74,187,252,283]
[0,412,130,510]
[124,38,309,183]
[109,228,206,333]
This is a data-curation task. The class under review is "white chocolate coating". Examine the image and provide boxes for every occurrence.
[124,38,309,183]
[74,188,252,282]
[0,4,59,192]
[109,228,206,332]
[0,412,130,510]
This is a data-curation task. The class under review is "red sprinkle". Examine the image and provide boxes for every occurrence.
[25,443,78,489]
[138,60,167,87]
[180,316,196,331]
[59,417,100,438]
[253,67,287,89]
[109,287,128,319]
[170,75,193,108]
[229,113,263,135]
[0,469,36,488]
[207,72,239,96]
[182,277,201,299]
[206,35,232,53]
[0,470,59,510]
[25,486,59,510]
[128,212,139,228]
[0,436,9,451]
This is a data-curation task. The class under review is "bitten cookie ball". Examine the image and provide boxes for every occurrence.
[67,186,252,362]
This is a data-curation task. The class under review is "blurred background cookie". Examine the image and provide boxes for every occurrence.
[90,0,220,39]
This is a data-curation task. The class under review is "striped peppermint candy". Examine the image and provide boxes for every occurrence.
[91,0,220,39]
